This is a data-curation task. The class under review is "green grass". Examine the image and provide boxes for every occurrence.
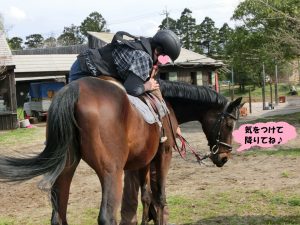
[17,107,25,120]
[241,112,300,125]
[220,83,299,102]
[241,148,300,157]
[0,218,15,225]
[0,127,42,143]
[165,191,300,225]
[2,191,299,225]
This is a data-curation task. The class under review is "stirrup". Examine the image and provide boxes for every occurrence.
[160,136,167,143]
[160,128,167,143]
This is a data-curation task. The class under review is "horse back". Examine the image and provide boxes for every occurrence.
[75,77,160,170]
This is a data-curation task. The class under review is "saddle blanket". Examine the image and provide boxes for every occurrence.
[127,95,167,125]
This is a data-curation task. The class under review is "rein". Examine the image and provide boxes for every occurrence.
[176,134,210,164]
[164,112,209,164]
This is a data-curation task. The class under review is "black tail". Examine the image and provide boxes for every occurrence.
[0,82,80,190]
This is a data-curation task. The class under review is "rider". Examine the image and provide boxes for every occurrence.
[69,29,181,97]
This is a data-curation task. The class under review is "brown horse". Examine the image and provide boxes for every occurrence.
[0,77,242,225]
[126,80,243,225]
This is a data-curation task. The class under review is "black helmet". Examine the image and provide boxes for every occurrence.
[152,30,181,61]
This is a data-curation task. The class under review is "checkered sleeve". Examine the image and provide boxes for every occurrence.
[128,50,153,81]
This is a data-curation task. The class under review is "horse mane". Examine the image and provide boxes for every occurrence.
[158,79,228,107]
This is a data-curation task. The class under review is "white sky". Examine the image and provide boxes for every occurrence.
[0,0,242,40]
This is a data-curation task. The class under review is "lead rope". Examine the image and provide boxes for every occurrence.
[165,113,210,164]
[177,134,210,164]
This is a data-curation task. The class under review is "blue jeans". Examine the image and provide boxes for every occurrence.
[69,59,89,82]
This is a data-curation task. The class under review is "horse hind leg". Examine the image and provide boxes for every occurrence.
[152,145,172,225]
[50,154,81,225]
[97,169,123,225]
[139,166,152,225]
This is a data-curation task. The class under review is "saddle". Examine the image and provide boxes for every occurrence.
[98,76,168,125]
[141,92,169,127]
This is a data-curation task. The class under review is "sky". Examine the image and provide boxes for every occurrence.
[0,0,242,40]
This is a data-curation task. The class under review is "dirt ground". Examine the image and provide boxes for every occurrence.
[0,120,300,224]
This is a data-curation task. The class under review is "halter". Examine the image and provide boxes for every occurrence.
[209,104,239,155]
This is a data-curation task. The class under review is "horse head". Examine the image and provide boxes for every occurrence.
[203,97,243,167]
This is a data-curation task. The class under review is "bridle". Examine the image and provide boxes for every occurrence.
[167,102,240,164]
[209,104,240,155]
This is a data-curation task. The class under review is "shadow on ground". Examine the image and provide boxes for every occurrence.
[182,215,300,225]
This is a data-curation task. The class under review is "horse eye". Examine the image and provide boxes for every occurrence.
[226,120,234,129]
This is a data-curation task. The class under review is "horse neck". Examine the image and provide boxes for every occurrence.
[167,98,210,124]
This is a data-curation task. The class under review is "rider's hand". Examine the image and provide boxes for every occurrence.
[144,78,159,92]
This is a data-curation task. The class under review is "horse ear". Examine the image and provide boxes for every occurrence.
[227,97,243,113]
[240,101,246,108]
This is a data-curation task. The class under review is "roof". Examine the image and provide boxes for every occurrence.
[87,31,223,67]
[13,54,77,73]
[15,75,66,81]
[0,32,14,66]
[174,48,223,66]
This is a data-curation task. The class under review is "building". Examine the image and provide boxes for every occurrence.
[0,32,18,130]
[8,31,223,110]
[13,53,78,106]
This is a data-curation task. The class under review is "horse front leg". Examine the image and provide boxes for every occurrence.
[50,155,81,225]
[153,144,172,225]
[139,166,152,225]
[98,169,123,225]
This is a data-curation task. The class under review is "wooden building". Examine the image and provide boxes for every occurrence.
[9,31,224,113]
[0,32,18,130]
[13,53,77,106]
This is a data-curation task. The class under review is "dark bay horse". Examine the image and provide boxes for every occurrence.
[127,80,243,225]
[0,77,242,225]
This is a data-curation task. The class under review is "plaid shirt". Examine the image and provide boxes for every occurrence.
[112,44,153,81]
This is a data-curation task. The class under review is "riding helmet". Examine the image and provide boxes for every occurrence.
[152,29,181,61]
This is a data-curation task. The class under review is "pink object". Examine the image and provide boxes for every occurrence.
[158,55,171,65]
[233,122,297,151]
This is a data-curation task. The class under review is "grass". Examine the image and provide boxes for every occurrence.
[165,191,300,225]
[240,112,300,125]
[2,191,300,225]
[220,83,299,102]
[241,148,300,157]
[0,127,42,143]
[0,218,15,225]
[17,107,25,120]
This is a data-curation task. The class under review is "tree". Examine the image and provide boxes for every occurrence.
[217,23,233,57]
[197,17,219,56]
[80,12,108,37]
[57,24,85,46]
[159,17,178,33]
[8,37,23,50]
[176,8,197,51]
[25,34,44,48]
[44,36,57,48]
[232,0,300,60]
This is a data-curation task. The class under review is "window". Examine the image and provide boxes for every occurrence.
[168,72,178,81]
[196,71,203,85]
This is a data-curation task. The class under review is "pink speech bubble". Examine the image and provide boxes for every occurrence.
[233,122,297,152]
